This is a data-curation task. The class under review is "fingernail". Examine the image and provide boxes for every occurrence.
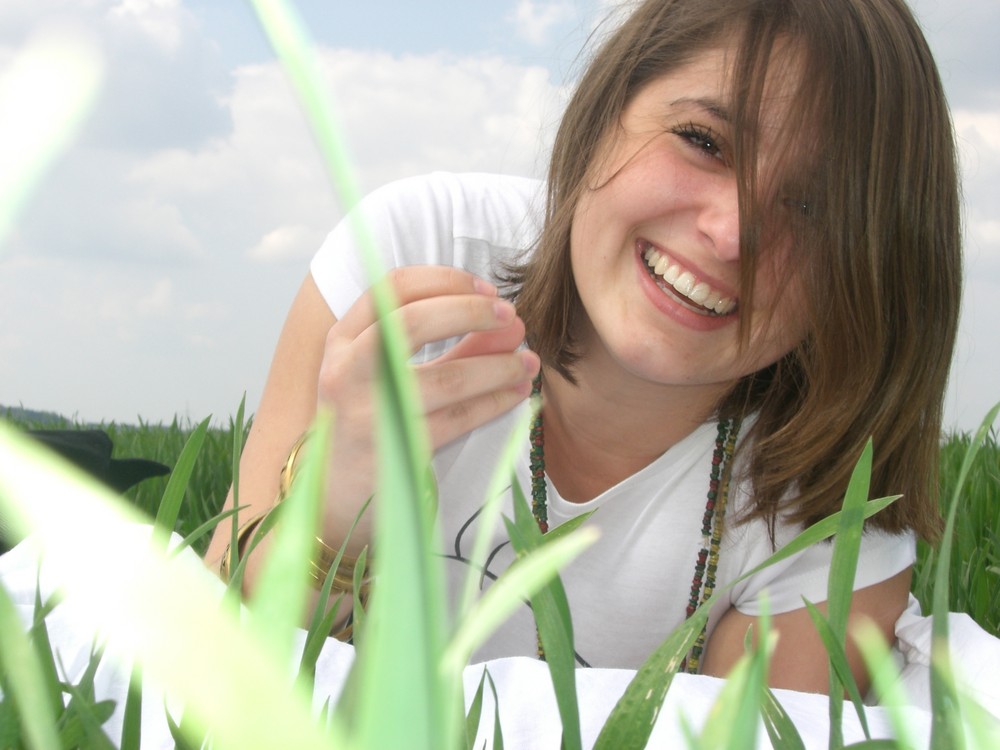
[474,278,498,296]
[513,380,533,398]
[520,350,540,374]
[494,300,515,322]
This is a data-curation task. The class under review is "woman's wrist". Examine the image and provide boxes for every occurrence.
[220,431,372,599]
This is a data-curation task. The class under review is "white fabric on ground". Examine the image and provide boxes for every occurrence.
[4,526,997,748]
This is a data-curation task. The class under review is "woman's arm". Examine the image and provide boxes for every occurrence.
[203,273,337,578]
[204,267,539,594]
[701,566,912,695]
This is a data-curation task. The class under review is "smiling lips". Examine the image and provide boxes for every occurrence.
[641,242,737,317]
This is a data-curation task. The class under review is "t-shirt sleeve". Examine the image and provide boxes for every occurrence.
[309,171,543,320]
[309,173,460,320]
[727,523,916,617]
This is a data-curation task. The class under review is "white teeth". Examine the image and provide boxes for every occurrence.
[641,244,737,316]
[688,282,711,305]
[675,271,696,296]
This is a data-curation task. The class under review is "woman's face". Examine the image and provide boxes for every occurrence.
[569,44,808,395]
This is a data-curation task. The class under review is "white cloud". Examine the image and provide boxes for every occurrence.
[954,109,1000,262]
[955,110,1000,160]
[248,225,323,264]
[978,221,1000,246]
[124,48,563,269]
[509,0,577,46]
[107,0,187,55]
[135,277,172,316]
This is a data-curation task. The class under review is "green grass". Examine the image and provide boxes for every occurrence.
[3,411,998,638]
[914,429,1000,636]
[0,412,246,556]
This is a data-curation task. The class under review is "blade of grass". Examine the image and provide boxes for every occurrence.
[760,687,806,750]
[58,679,116,750]
[120,668,143,750]
[854,619,919,750]
[298,498,371,682]
[170,504,244,557]
[152,416,210,551]
[164,707,199,750]
[695,624,774,750]
[348,545,369,648]
[930,401,1000,750]
[0,29,102,244]
[486,668,505,750]
[298,592,345,681]
[249,411,331,671]
[29,579,65,726]
[503,477,583,750]
[802,600,871,740]
[957,687,1000,750]
[443,525,599,673]
[0,690,22,749]
[247,2,458,746]
[824,439,876,749]
[344,365,450,750]
[466,667,488,750]
[222,502,279,596]
[0,579,61,750]
[225,398,248,608]
[455,403,536,624]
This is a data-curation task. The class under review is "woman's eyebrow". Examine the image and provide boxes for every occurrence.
[670,96,731,123]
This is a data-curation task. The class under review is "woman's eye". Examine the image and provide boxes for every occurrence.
[673,124,725,161]
[781,197,812,217]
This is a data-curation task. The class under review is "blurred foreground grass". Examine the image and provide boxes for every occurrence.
[2,410,997,636]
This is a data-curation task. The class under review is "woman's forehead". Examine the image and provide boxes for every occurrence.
[636,40,806,142]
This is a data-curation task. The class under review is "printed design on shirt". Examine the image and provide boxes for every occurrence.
[443,491,592,667]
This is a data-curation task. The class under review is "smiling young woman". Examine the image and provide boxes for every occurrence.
[511,0,959,541]
[207,0,961,696]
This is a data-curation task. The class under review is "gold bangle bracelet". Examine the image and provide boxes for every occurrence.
[218,507,272,583]
[221,430,375,608]
[278,432,309,502]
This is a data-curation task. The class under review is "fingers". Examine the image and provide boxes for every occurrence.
[334,265,497,341]
[395,294,519,357]
[436,315,527,362]
[418,348,538,413]
[421,349,540,448]
[318,265,540,454]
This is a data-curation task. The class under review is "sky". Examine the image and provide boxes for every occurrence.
[0,0,997,434]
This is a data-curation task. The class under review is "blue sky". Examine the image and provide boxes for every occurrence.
[1,0,998,433]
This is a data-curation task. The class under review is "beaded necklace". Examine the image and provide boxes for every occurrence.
[528,376,739,672]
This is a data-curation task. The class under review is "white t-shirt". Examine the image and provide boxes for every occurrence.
[310,171,915,670]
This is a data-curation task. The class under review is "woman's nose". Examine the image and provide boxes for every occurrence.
[696,178,740,263]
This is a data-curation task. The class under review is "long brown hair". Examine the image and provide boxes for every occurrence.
[507,0,961,540]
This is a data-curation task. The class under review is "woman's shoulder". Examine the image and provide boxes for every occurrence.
[311,172,544,316]
[363,171,545,247]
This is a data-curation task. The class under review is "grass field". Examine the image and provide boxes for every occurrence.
[3,410,998,637]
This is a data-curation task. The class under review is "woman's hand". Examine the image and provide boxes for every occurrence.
[312,266,540,550]
[204,267,539,582]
